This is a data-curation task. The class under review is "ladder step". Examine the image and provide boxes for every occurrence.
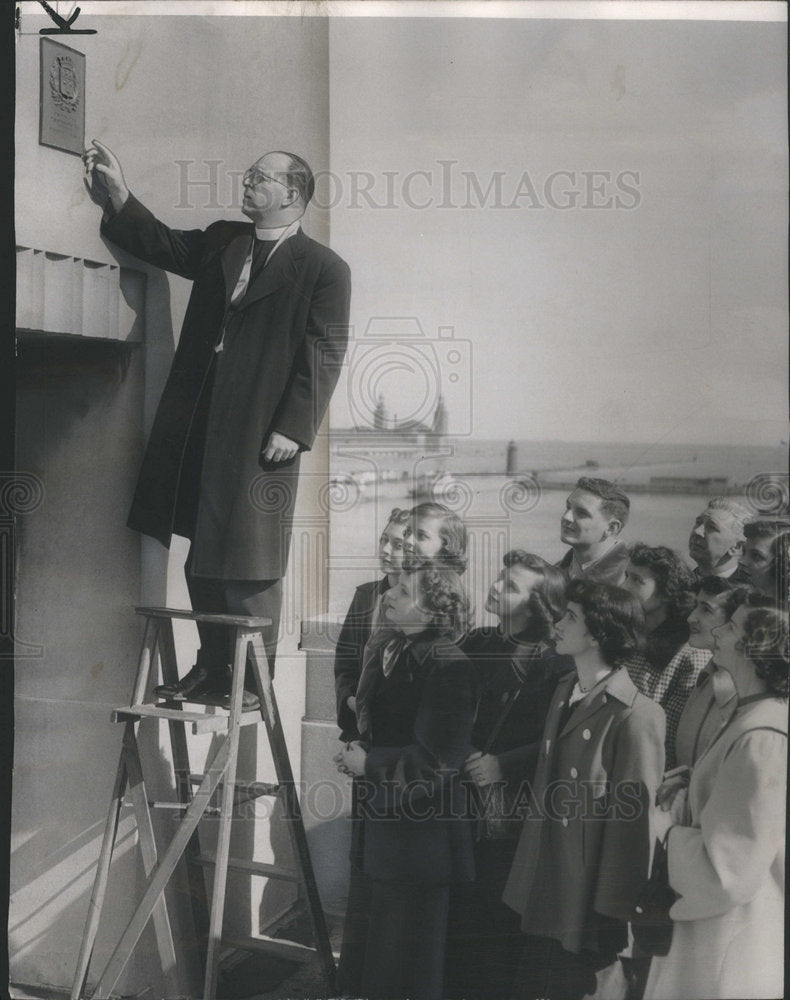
[136,605,273,629]
[192,854,301,883]
[111,704,261,734]
[146,800,221,816]
[187,773,280,801]
[222,934,317,965]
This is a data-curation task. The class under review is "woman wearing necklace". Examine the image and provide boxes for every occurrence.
[502,580,665,1000]
[646,596,788,1000]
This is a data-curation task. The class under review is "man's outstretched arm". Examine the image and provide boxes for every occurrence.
[84,138,207,281]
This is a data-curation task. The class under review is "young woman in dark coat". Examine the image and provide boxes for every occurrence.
[334,505,468,995]
[335,568,477,1000]
[334,507,410,741]
[445,550,571,1000]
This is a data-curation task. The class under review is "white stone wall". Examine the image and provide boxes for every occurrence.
[12,8,330,995]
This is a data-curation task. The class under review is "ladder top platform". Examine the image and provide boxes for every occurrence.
[112,704,262,734]
[135,606,273,628]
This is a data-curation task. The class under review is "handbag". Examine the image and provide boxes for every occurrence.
[630,837,679,956]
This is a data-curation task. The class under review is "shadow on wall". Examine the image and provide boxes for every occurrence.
[11,299,194,995]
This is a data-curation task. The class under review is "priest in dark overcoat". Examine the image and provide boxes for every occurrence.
[83,141,351,705]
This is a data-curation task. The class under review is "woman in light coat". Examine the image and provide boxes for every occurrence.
[502,580,665,1000]
[647,596,788,1000]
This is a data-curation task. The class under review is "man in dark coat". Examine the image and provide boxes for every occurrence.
[83,140,351,705]
[556,476,631,586]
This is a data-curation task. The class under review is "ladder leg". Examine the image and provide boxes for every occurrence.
[70,726,130,1000]
[247,631,337,994]
[123,726,179,994]
[158,617,211,975]
[130,617,160,706]
[203,627,247,999]
[91,738,231,999]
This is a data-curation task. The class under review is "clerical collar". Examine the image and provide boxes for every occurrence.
[255,222,297,241]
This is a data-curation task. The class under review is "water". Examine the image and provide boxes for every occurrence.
[327,439,788,620]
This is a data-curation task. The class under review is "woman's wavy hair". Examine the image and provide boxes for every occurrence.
[627,543,696,619]
[740,595,789,698]
[410,502,468,573]
[413,567,471,642]
[385,507,412,528]
[565,579,646,668]
[502,550,567,642]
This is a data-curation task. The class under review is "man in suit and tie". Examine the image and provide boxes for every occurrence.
[83,141,351,706]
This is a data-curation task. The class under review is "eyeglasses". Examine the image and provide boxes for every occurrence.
[243,167,289,189]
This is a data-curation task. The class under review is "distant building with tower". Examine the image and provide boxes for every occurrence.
[331,394,449,474]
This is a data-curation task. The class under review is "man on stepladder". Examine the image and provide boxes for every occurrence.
[83,140,351,708]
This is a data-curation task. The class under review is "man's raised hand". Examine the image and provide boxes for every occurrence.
[82,139,129,212]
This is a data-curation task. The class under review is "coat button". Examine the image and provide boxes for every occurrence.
[570,767,578,778]
[562,817,568,827]
[635,905,644,914]
[557,700,565,708]
[582,728,591,740]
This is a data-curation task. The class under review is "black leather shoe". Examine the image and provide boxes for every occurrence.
[219,687,260,712]
[154,663,231,701]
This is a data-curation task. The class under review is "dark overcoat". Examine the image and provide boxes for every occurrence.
[334,578,388,740]
[502,666,665,956]
[101,195,351,579]
[361,632,478,886]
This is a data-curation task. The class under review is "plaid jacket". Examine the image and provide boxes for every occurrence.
[626,646,712,769]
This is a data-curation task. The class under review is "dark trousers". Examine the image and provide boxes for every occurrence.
[360,880,450,1000]
[185,543,282,677]
[336,780,370,997]
[336,858,372,997]
[445,838,526,1000]
[511,935,608,1000]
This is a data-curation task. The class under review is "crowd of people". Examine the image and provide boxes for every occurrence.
[332,480,789,1000]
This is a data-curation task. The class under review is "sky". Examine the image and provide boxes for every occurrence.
[327,12,787,446]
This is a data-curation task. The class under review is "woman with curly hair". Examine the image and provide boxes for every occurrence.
[352,502,469,745]
[403,500,469,572]
[335,568,477,1000]
[623,543,710,768]
[502,580,665,1000]
[648,596,788,999]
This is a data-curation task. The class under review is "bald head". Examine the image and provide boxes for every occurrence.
[241,150,314,227]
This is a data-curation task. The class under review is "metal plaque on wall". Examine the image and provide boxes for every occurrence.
[39,38,85,156]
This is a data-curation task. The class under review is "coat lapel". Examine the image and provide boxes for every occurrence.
[220,230,254,309]
[558,666,637,739]
[542,672,576,758]
[234,228,307,312]
[559,690,607,739]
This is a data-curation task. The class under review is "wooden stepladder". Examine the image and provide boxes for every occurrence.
[71,607,335,1000]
